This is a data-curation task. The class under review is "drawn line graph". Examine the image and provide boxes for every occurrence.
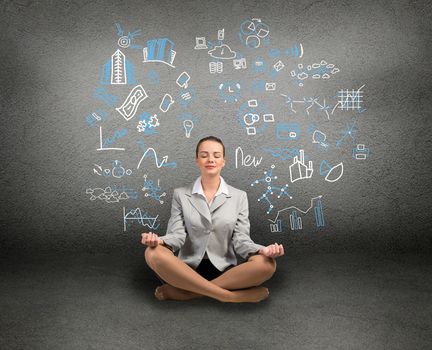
[268,196,323,224]
[332,84,366,114]
[123,207,160,232]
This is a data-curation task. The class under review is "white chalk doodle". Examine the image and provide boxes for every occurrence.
[159,93,175,113]
[235,146,263,168]
[116,85,148,121]
[289,150,313,182]
[183,120,194,138]
[268,196,323,224]
[123,207,160,232]
[86,186,129,203]
[176,71,191,89]
[194,37,208,49]
[209,61,223,73]
[96,126,125,151]
[93,160,132,178]
[208,44,236,60]
[137,142,177,169]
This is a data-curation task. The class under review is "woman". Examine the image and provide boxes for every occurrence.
[142,136,284,303]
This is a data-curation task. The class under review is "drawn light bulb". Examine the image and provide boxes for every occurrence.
[183,120,194,138]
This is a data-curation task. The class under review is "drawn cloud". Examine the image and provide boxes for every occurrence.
[208,44,236,60]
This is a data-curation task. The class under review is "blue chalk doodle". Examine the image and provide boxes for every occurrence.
[251,165,292,214]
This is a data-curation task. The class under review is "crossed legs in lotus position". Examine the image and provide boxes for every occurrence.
[145,245,276,303]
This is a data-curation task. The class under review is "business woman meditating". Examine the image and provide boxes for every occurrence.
[141,136,284,303]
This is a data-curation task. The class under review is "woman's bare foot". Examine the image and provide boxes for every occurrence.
[154,284,201,301]
[154,284,269,303]
[225,286,270,303]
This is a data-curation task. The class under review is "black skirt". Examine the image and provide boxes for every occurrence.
[153,258,233,283]
[195,258,229,280]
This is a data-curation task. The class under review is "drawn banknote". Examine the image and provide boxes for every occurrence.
[116,85,148,121]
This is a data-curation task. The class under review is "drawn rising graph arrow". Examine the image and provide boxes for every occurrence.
[137,147,177,169]
[268,195,323,224]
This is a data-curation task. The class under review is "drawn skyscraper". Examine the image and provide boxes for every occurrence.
[314,198,325,227]
[143,38,176,67]
[100,49,136,85]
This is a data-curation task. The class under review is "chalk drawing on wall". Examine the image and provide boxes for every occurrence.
[270,219,283,233]
[250,165,292,214]
[183,120,194,138]
[123,207,160,232]
[176,87,196,108]
[320,161,344,183]
[86,186,129,203]
[143,38,176,68]
[116,85,148,121]
[93,160,132,178]
[219,82,241,103]
[208,44,236,60]
[333,84,366,113]
[209,61,223,74]
[96,127,126,151]
[235,146,263,168]
[233,57,247,70]
[176,71,191,89]
[194,37,209,50]
[85,109,108,127]
[290,61,339,87]
[268,196,324,231]
[115,23,142,49]
[289,150,313,183]
[177,112,199,138]
[312,130,329,149]
[335,121,357,148]
[100,49,137,85]
[352,144,370,159]
[238,99,273,136]
[136,141,177,169]
[136,113,160,134]
[276,122,301,141]
[85,20,370,235]
[94,87,118,107]
[239,18,270,48]
[159,93,175,113]
[263,147,300,161]
[280,94,332,120]
[142,174,167,204]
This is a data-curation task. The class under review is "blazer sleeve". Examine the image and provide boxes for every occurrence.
[158,189,187,252]
[232,191,265,259]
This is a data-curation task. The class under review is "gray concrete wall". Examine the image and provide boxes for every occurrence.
[1,0,431,255]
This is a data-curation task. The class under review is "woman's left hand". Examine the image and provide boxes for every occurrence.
[259,243,284,258]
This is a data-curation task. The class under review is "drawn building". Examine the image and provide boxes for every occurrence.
[143,38,176,67]
[100,49,136,85]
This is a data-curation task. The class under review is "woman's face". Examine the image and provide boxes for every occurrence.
[195,140,225,176]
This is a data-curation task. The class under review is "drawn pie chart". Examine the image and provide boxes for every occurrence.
[325,162,344,182]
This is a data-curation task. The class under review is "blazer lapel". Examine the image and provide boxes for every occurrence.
[187,194,212,224]
[210,193,232,213]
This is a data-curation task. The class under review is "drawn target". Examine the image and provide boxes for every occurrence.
[118,36,131,48]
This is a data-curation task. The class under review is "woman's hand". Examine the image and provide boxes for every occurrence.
[141,232,163,247]
[259,243,284,258]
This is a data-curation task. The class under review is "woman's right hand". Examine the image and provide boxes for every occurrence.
[141,232,163,247]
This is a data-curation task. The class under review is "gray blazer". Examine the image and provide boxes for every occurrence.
[159,182,265,271]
